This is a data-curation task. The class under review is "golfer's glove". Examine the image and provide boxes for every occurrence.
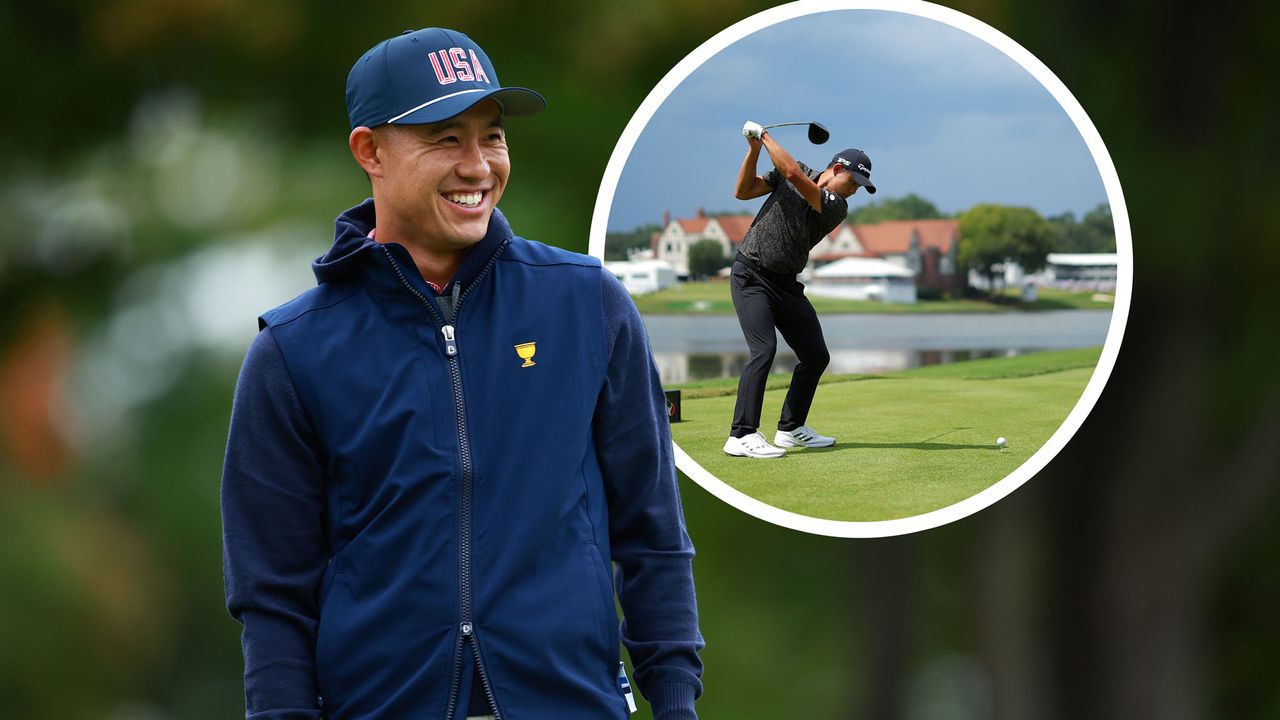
[742,120,763,140]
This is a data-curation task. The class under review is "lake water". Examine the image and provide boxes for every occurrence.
[642,310,1112,384]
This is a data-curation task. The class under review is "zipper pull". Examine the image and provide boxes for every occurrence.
[460,621,473,636]
[618,662,637,714]
[442,325,458,357]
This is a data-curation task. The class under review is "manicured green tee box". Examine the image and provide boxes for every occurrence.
[668,347,1102,521]
[631,281,1114,315]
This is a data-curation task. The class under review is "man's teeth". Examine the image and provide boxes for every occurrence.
[445,192,483,208]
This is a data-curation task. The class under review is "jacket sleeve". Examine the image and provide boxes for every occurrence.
[593,268,704,720]
[221,327,328,720]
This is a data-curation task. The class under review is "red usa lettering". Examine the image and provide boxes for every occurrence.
[429,48,491,85]
[467,49,489,83]
[428,50,455,84]
[449,48,474,81]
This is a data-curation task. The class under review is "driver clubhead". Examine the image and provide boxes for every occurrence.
[808,122,830,145]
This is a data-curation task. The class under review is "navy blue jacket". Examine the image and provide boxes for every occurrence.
[221,199,703,719]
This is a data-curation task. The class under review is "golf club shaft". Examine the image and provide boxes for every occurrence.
[757,120,829,145]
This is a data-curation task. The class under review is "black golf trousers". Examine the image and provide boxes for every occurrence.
[728,256,830,438]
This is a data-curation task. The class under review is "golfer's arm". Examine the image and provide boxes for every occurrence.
[761,131,823,212]
[222,328,327,719]
[734,144,771,200]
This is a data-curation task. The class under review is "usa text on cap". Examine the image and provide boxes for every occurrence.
[346,28,547,129]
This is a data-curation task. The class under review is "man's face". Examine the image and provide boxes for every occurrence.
[820,165,861,198]
[374,99,509,250]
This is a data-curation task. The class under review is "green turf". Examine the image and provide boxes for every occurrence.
[631,281,1115,315]
[669,347,1101,521]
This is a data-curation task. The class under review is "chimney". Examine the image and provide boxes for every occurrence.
[696,207,706,218]
[662,209,670,227]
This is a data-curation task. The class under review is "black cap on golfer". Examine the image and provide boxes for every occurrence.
[346,28,547,129]
[830,148,877,194]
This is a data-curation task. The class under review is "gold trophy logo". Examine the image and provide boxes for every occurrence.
[514,342,537,368]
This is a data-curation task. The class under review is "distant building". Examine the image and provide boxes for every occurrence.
[605,259,678,295]
[626,243,656,261]
[1042,253,1119,286]
[808,257,918,303]
[969,253,1118,292]
[808,223,869,258]
[652,208,753,278]
[812,219,962,293]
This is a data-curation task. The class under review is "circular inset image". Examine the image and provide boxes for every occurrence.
[590,1,1131,537]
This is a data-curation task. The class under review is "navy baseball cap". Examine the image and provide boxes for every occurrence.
[830,148,876,193]
[346,28,547,129]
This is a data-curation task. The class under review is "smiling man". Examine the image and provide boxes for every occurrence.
[220,28,703,720]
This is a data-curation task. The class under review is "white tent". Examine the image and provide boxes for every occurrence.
[1045,253,1119,283]
[604,260,678,295]
[808,257,918,304]
[978,253,1119,291]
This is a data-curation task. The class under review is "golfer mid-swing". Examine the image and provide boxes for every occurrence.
[723,121,876,459]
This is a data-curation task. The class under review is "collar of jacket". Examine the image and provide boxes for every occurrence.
[312,197,513,299]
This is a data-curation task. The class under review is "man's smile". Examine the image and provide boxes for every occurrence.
[441,189,488,210]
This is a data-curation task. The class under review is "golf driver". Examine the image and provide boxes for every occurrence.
[762,121,829,145]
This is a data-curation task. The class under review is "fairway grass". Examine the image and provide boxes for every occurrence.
[669,347,1101,522]
[632,281,1114,315]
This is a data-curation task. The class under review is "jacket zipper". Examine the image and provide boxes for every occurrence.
[379,242,508,719]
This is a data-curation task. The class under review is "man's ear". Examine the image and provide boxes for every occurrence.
[349,126,385,178]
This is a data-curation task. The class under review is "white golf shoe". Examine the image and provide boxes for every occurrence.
[774,425,836,448]
[723,432,786,458]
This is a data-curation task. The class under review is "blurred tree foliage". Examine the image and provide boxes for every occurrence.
[604,223,662,261]
[1048,203,1116,253]
[687,238,729,278]
[958,203,1054,289]
[0,1,1277,720]
[846,193,947,224]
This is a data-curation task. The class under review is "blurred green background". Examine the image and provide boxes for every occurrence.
[1,1,1277,718]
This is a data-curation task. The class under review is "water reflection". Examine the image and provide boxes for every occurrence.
[653,348,1041,384]
[642,311,1111,384]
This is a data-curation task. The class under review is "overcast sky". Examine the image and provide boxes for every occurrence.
[606,9,1108,231]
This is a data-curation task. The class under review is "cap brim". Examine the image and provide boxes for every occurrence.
[854,175,877,194]
[387,86,547,125]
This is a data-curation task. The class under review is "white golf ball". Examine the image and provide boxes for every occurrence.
[996,437,1007,447]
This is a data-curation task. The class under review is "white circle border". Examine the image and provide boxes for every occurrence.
[588,0,1132,538]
